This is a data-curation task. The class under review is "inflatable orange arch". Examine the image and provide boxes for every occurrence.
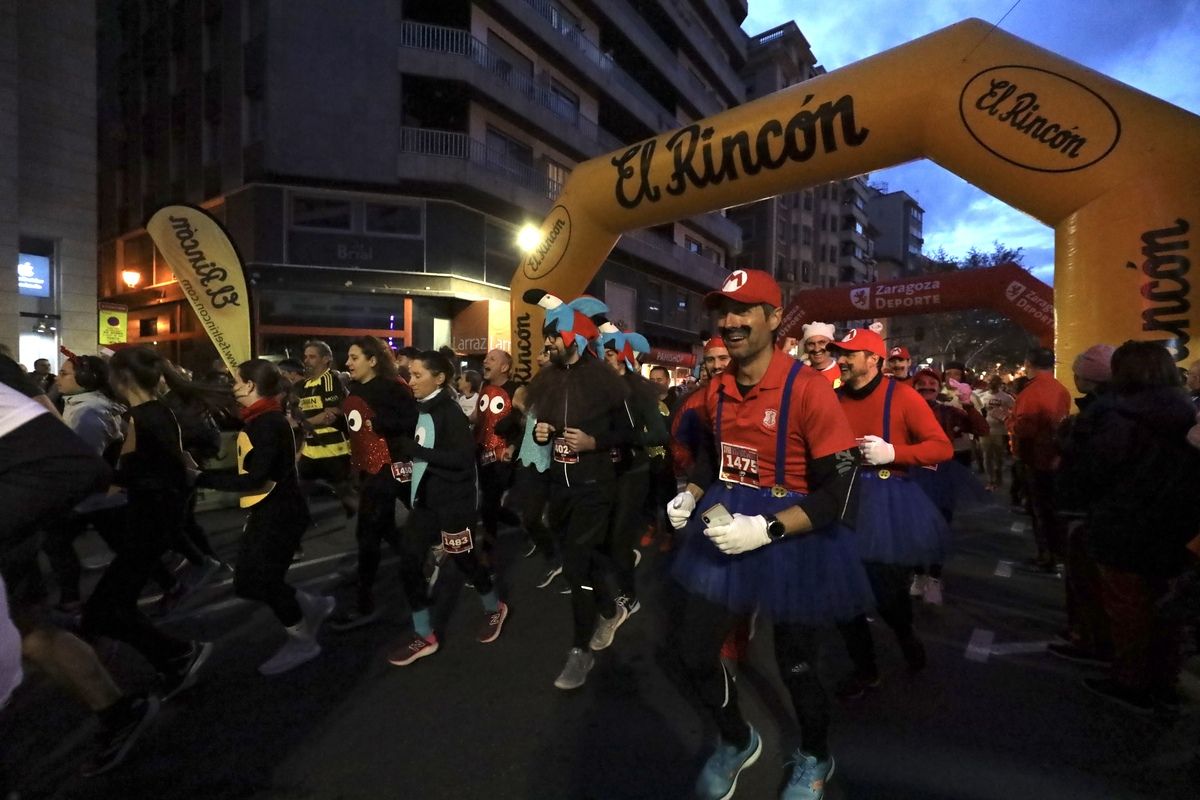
[510,18,1200,380]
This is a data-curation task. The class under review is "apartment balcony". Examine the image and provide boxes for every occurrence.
[696,0,749,64]
[399,127,560,211]
[479,2,682,134]
[398,21,622,158]
[655,0,744,103]
[617,228,729,289]
[573,0,726,119]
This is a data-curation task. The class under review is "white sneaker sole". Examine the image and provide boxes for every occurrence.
[259,641,321,676]
[717,733,762,800]
[588,606,629,651]
[553,659,594,690]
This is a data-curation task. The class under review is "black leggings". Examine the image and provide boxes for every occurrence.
[398,507,493,613]
[81,499,191,672]
[478,461,514,542]
[837,561,915,677]
[673,592,830,758]
[510,465,554,560]
[548,481,616,647]
[233,498,309,627]
[355,470,401,605]
[42,506,126,604]
[607,463,649,598]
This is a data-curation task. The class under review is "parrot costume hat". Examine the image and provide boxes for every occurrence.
[597,319,651,373]
[523,289,608,357]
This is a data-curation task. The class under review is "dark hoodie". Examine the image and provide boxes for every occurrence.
[1076,386,1200,576]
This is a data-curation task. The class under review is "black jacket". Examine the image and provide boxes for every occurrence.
[1076,387,1200,576]
[197,408,305,515]
[396,389,477,532]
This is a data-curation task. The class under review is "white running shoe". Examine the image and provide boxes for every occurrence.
[588,603,630,651]
[259,634,321,676]
[909,574,928,597]
[553,647,595,690]
[923,578,944,605]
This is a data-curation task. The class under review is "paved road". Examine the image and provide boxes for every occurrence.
[3,496,1198,799]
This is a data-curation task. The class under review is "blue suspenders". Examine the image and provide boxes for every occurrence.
[715,360,803,493]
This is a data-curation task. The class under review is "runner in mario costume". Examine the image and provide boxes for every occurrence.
[825,329,952,700]
[666,268,872,800]
[885,346,913,384]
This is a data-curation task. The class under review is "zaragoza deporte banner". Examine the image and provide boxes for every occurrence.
[146,205,253,370]
[511,18,1200,380]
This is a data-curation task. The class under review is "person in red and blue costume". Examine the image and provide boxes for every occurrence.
[825,330,952,701]
[667,269,872,800]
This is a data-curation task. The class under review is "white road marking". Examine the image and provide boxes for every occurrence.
[965,628,994,662]
[994,560,1013,578]
[989,640,1050,656]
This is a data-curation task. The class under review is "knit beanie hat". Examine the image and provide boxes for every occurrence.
[801,322,836,344]
[1072,344,1115,383]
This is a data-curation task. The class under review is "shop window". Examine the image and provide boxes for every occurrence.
[365,202,422,236]
[292,195,352,230]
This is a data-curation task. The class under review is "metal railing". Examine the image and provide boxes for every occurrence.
[400,127,562,200]
[513,0,681,128]
[399,21,623,153]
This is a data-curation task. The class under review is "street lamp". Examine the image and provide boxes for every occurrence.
[516,224,542,253]
[121,269,142,289]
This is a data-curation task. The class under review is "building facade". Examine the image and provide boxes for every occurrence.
[1,1,98,368]
[730,22,876,312]
[97,0,747,373]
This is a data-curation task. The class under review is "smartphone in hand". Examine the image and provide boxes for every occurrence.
[701,502,734,527]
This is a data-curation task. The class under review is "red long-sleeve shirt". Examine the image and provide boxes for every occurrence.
[837,376,953,467]
[1011,371,1072,470]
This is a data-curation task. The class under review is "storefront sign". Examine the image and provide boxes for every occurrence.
[646,347,696,368]
[98,302,128,345]
[451,300,512,354]
[17,254,51,298]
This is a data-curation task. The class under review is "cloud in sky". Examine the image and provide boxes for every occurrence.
[742,0,1200,283]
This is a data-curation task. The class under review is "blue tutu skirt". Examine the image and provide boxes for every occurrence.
[853,471,951,564]
[671,483,875,625]
[910,460,993,515]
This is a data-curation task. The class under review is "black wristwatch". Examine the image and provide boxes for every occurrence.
[764,514,787,541]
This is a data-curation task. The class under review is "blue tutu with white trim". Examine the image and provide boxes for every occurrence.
[909,460,993,515]
[671,483,875,625]
[853,470,951,564]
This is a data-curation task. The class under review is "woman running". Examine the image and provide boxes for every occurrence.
[387,351,508,665]
[195,360,335,675]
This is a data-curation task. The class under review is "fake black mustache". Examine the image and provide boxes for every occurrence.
[719,326,751,340]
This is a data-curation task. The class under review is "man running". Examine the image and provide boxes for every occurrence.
[298,340,355,517]
[668,270,873,800]
[476,349,523,558]
[826,330,952,700]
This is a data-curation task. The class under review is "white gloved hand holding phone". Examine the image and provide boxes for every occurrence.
[858,434,895,466]
[667,491,697,530]
[704,514,771,555]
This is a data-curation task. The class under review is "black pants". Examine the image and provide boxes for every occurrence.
[42,505,126,604]
[234,496,310,627]
[398,506,493,613]
[837,562,915,677]
[82,497,191,672]
[478,461,514,541]
[0,415,109,632]
[355,470,401,606]
[607,463,649,598]
[179,486,217,562]
[1027,468,1063,561]
[510,465,554,559]
[673,592,829,758]
[644,454,677,531]
[548,480,617,647]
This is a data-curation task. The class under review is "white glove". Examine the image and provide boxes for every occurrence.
[667,491,697,530]
[858,434,896,466]
[704,514,771,555]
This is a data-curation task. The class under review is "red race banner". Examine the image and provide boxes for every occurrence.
[778,263,1054,345]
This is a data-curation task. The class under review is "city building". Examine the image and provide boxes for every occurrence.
[96,0,747,373]
[1,2,98,368]
[865,184,924,276]
[730,21,876,311]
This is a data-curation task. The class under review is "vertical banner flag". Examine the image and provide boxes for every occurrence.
[146,205,253,369]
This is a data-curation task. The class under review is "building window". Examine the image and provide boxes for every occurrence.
[549,2,579,35]
[365,202,422,236]
[487,30,533,83]
[292,196,353,230]
[485,126,533,174]
[803,191,813,211]
[801,225,812,245]
[546,159,570,195]
[738,216,755,242]
[801,260,812,282]
[643,281,662,320]
[549,79,579,121]
[684,236,702,255]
